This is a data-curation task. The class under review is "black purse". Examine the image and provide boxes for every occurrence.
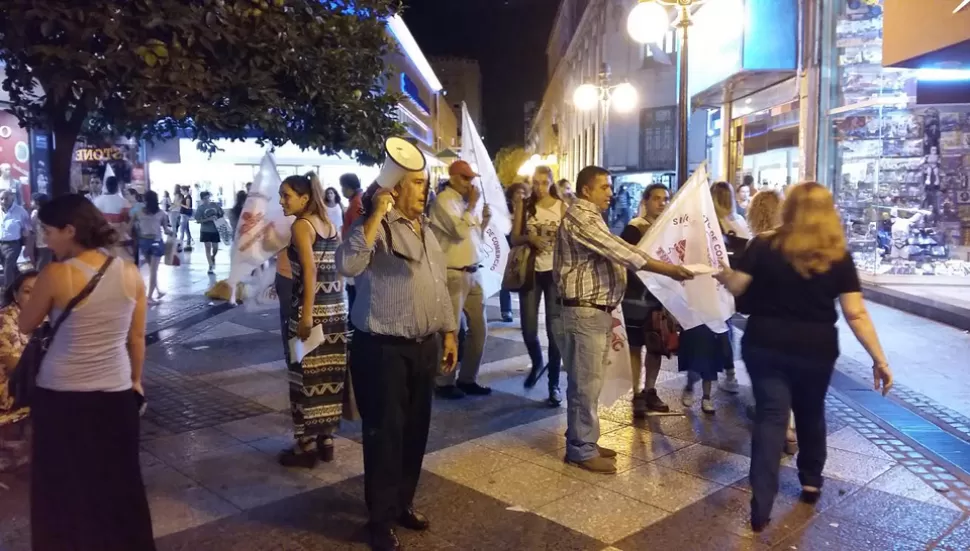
[7,257,115,409]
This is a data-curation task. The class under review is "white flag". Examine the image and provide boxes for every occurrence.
[636,164,734,333]
[460,102,510,299]
[227,152,295,304]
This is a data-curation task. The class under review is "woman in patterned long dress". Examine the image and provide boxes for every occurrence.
[277,174,349,468]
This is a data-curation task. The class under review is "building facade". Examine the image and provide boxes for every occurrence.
[431,57,484,138]
[527,0,679,198]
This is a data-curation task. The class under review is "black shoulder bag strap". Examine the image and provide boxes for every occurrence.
[49,256,116,336]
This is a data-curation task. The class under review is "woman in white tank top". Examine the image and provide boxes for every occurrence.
[18,194,154,550]
[511,165,566,407]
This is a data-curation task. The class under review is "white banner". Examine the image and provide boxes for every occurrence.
[599,307,634,407]
[227,152,294,303]
[460,102,510,299]
[636,164,735,333]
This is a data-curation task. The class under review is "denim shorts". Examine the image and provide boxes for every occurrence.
[138,238,165,258]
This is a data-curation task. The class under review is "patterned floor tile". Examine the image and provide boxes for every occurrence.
[423,441,521,485]
[867,465,962,511]
[826,426,896,461]
[772,514,926,551]
[248,435,366,488]
[536,486,668,544]
[215,411,292,443]
[595,426,693,462]
[141,427,243,464]
[826,487,961,545]
[167,444,325,510]
[937,518,970,550]
[182,321,264,344]
[784,446,895,486]
[461,461,595,511]
[598,462,724,513]
[652,443,751,485]
[143,464,240,538]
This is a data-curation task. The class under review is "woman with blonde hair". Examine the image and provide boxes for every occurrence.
[746,190,784,235]
[716,182,893,533]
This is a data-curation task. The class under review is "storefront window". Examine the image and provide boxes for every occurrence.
[818,0,970,281]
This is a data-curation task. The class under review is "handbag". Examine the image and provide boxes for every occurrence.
[7,257,115,409]
[501,244,535,292]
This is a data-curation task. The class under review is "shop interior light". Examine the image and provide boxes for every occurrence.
[627,1,671,45]
[916,68,970,81]
[572,83,600,111]
[612,82,639,113]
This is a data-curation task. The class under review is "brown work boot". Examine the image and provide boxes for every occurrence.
[597,445,617,458]
[566,455,617,474]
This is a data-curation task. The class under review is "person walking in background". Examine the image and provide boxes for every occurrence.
[736,175,755,217]
[340,173,364,314]
[229,190,248,235]
[178,185,194,250]
[29,193,53,270]
[0,271,38,472]
[716,182,893,533]
[557,178,576,205]
[324,186,345,236]
[195,191,224,274]
[337,170,458,551]
[20,194,154,550]
[711,180,751,394]
[161,190,172,214]
[277,174,350,468]
[133,190,171,304]
[511,166,565,407]
[170,188,183,243]
[556,166,693,474]
[621,184,673,417]
[0,190,34,291]
[499,183,530,323]
[430,160,491,400]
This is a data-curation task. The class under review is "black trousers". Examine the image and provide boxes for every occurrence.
[346,284,357,332]
[745,344,835,523]
[350,330,440,527]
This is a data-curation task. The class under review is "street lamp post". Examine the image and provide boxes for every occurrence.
[627,0,705,188]
[572,63,638,172]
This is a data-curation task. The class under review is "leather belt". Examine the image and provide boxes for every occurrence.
[560,299,613,313]
[356,330,437,345]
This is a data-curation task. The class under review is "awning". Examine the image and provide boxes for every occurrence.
[691,70,796,111]
[883,0,970,69]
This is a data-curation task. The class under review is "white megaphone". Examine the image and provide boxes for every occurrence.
[375,137,427,190]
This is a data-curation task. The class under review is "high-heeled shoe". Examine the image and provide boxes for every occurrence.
[800,486,821,504]
[278,446,318,469]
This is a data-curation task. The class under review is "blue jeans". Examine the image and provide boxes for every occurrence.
[745,345,835,523]
[562,306,613,462]
[499,290,512,314]
[520,271,562,389]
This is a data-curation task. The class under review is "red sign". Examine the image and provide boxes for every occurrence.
[0,111,30,192]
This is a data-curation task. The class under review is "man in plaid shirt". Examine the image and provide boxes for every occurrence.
[555,166,693,474]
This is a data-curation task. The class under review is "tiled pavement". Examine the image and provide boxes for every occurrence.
[3,253,970,549]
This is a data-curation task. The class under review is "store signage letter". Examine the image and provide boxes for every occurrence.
[74,146,124,162]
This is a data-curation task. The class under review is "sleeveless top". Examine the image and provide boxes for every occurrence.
[37,258,135,392]
[526,200,564,273]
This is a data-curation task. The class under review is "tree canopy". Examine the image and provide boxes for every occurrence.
[493,146,530,188]
[0,0,404,194]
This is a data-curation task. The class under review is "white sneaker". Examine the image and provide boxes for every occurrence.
[681,388,695,407]
[701,398,715,415]
[721,375,740,394]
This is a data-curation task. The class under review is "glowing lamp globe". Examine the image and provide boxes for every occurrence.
[627,1,670,45]
[572,83,599,111]
[612,83,639,113]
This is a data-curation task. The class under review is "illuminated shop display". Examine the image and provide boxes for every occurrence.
[818,0,970,280]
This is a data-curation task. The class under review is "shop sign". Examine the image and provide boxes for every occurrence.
[400,73,430,115]
[74,146,125,162]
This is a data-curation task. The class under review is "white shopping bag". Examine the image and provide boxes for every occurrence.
[599,307,633,407]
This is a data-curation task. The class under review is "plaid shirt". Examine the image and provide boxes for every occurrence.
[554,199,654,308]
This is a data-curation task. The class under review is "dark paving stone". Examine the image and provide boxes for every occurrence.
[937,518,970,550]
[142,364,271,434]
[226,310,284,333]
[147,332,284,375]
[157,472,598,551]
[774,514,926,551]
[480,337,530,365]
[338,389,562,453]
[826,487,961,545]
[731,466,863,517]
[0,468,30,551]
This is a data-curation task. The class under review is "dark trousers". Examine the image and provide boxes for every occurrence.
[350,330,440,527]
[520,271,562,388]
[499,290,512,314]
[1,239,23,290]
[276,273,293,363]
[745,345,835,522]
[346,284,357,331]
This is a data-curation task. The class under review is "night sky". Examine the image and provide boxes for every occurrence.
[402,0,560,150]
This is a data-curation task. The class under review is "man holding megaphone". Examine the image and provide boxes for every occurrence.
[336,138,458,551]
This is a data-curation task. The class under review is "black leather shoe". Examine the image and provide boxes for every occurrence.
[368,525,402,551]
[435,385,466,400]
[397,507,430,531]
[457,382,492,396]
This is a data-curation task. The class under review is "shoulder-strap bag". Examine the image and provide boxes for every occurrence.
[8,257,115,409]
